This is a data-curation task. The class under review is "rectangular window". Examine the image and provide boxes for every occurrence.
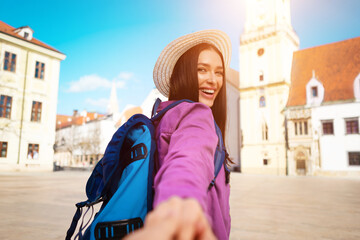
[311,86,318,97]
[349,152,360,166]
[31,101,42,122]
[34,61,45,79]
[345,119,359,134]
[0,142,8,157]
[28,144,39,160]
[262,123,268,141]
[0,95,12,119]
[3,51,17,72]
[322,121,334,135]
[294,120,308,136]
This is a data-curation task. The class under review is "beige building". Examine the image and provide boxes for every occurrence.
[0,21,66,171]
[239,0,299,175]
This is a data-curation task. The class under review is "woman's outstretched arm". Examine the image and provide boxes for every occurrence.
[124,196,216,240]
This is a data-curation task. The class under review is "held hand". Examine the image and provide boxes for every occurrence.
[124,197,216,240]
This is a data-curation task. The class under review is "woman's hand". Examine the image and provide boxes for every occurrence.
[124,197,216,240]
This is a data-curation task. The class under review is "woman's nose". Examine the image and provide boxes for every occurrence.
[206,72,216,84]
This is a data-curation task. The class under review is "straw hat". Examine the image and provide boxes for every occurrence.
[153,29,232,97]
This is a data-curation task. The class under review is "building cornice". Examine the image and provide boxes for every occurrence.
[0,33,66,60]
[285,98,359,110]
[240,25,299,47]
[240,81,290,92]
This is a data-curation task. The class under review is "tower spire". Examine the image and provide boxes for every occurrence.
[108,81,119,118]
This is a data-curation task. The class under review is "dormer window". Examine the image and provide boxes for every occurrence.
[311,86,318,97]
[306,70,324,106]
[14,26,33,40]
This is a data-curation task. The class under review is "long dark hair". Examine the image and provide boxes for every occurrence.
[168,43,230,182]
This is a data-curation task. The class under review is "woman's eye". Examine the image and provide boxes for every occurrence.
[198,68,206,72]
[216,71,224,76]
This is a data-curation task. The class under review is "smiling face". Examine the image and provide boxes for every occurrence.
[197,48,224,107]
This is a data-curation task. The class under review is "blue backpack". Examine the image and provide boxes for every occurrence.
[66,99,227,240]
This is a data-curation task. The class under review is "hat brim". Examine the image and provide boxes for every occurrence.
[153,29,232,97]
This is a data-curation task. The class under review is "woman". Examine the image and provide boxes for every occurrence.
[127,29,231,240]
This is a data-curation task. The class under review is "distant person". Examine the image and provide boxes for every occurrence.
[127,29,232,240]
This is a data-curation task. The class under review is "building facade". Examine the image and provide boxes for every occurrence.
[239,0,299,175]
[54,111,115,167]
[0,21,65,171]
[285,37,360,176]
[54,82,121,168]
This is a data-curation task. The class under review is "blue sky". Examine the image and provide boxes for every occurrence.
[2,0,360,115]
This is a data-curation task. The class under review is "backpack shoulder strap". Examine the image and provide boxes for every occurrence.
[151,98,162,118]
[213,122,226,178]
[151,98,194,122]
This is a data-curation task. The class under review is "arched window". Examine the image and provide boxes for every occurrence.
[259,96,266,107]
[262,122,268,141]
[259,70,264,81]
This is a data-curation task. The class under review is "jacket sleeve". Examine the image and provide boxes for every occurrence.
[153,102,217,214]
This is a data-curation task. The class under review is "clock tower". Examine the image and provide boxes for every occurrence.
[239,0,299,175]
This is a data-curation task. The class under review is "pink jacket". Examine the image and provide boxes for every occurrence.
[153,101,231,240]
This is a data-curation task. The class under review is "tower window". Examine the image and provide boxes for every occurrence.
[259,96,266,107]
[259,71,264,81]
[262,122,268,141]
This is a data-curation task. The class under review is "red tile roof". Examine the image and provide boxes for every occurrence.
[56,112,105,130]
[287,36,360,107]
[0,20,62,53]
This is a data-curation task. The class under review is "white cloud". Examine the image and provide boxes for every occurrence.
[67,72,132,92]
[116,72,134,81]
[85,98,109,108]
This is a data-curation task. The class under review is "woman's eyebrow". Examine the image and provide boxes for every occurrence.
[197,63,223,69]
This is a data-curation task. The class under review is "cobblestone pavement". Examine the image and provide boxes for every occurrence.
[0,171,359,240]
